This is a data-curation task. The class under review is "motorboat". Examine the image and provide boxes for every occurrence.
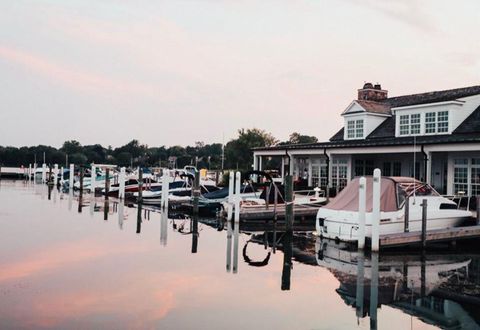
[316,176,473,242]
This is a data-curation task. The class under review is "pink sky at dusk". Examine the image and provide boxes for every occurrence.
[0,0,479,148]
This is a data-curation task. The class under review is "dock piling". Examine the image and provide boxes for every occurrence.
[404,196,410,232]
[371,169,381,252]
[285,175,294,232]
[421,199,427,249]
[91,165,96,193]
[69,164,74,191]
[234,171,241,223]
[105,168,110,198]
[192,171,200,215]
[358,176,366,249]
[227,171,234,221]
[79,167,84,195]
[119,167,126,199]
[137,168,143,203]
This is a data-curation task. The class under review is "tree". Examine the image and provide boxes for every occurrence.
[287,132,318,144]
[224,128,278,171]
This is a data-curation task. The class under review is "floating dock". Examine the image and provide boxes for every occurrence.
[378,222,480,249]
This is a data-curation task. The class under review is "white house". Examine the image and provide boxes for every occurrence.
[252,83,480,198]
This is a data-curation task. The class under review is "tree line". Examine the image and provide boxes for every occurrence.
[0,129,318,171]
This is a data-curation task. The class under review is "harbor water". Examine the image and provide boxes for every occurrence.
[1,180,480,329]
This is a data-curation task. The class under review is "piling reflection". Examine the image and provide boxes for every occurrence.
[104,199,109,221]
[226,220,232,272]
[232,221,239,274]
[160,209,168,246]
[118,201,124,230]
[191,215,198,254]
[315,238,477,329]
[281,232,293,291]
[136,204,142,234]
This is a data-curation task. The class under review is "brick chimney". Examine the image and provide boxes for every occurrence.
[358,82,388,101]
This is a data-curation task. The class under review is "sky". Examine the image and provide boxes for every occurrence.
[0,0,479,148]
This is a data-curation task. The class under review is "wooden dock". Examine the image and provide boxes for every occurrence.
[379,224,480,248]
[236,204,320,221]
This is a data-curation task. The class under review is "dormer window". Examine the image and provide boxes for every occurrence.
[346,119,364,139]
[399,113,421,136]
[438,111,449,132]
[424,110,449,134]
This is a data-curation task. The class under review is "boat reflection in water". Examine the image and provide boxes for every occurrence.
[315,238,479,329]
[245,228,480,329]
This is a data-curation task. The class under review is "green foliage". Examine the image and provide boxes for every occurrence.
[224,128,278,171]
[0,129,315,169]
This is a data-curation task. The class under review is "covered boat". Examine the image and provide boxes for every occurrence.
[316,176,473,242]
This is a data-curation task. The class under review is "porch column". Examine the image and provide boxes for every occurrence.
[308,158,312,187]
[447,155,454,195]
[258,156,263,171]
[289,155,294,176]
[253,154,258,171]
[425,151,432,185]
[281,157,285,179]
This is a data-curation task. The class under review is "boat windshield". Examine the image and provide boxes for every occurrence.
[396,182,439,207]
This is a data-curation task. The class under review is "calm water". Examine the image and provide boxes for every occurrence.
[1,180,480,329]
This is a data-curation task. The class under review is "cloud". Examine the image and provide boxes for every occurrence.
[342,0,438,34]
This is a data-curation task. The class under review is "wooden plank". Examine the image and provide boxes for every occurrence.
[380,225,480,247]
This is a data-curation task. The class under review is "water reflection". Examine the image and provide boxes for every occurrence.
[315,239,477,329]
[136,203,142,234]
[160,209,168,246]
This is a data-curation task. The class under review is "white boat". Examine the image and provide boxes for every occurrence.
[316,176,472,242]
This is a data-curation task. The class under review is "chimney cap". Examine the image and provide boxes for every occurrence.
[362,82,374,89]
[374,83,382,90]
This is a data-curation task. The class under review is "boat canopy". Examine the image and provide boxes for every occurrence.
[326,177,398,212]
[326,176,439,212]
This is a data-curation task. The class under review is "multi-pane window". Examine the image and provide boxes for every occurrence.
[438,111,449,133]
[332,159,348,192]
[399,115,410,135]
[472,159,480,196]
[425,112,436,133]
[346,120,364,139]
[354,159,374,176]
[383,162,391,176]
[454,159,469,194]
[347,120,355,139]
[311,159,328,188]
[400,110,449,136]
[410,114,421,134]
[355,120,364,138]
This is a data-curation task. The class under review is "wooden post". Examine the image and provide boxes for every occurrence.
[371,169,381,252]
[104,168,110,198]
[404,195,410,232]
[358,177,366,249]
[369,252,379,330]
[476,196,480,225]
[234,171,241,223]
[421,199,428,249]
[48,165,53,186]
[137,168,143,203]
[91,165,96,193]
[69,164,74,191]
[227,171,234,221]
[119,167,126,200]
[273,184,278,223]
[79,167,84,195]
[192,171,200,215]
[285,175,294,232]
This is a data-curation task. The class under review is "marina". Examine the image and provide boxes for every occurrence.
[1,180,480,329]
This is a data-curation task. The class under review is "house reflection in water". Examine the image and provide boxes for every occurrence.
[245,229,480,329]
